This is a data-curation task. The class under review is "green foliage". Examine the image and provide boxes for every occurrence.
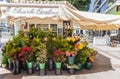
[67,0,90,11]
[36,43,47,63]
[54,37,69,52]
[46,35,56,58]
[55,55,62,62]
[46,0,90,11]
[2,54,7,64]
[77,47,90,64]
[116,11,120,15]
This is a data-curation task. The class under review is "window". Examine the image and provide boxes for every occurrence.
[50,24,57,36]
[36,24,48,31]
[63,21,70,26]
[29,24,35,30]
[50,24,57,31]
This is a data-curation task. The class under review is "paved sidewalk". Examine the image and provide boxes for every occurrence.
[89,44,120,69]
[0,43,120,79]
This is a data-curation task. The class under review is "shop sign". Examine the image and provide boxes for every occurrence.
[12,7,58,15]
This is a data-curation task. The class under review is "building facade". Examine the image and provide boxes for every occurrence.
[89,0,120,39]
[89,0,120,14]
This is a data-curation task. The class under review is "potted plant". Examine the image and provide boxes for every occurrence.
[2,53,7,68]
[4,41,13,70]
[84,48,97,70]
[36,43,47,76]
[18,46,35,74]
[46,35,55,70]
[54,50,64,75]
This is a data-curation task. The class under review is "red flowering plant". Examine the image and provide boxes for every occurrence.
[53,50,65,63]
[18,46,35,62]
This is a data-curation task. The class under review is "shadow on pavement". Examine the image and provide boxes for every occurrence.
[76,53,114,74]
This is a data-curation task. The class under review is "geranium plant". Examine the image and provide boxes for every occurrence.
[18,46,35,62]
[53,50,65,62]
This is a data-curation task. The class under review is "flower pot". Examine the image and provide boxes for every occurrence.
[2,64,7,68]
[48,59,54,70]
[84,62,92,70]
[8,59,13,70]
[39,69,46,76]
[68,56,75,65]
[39,63,45,70]
[22,62,27,70]
[55,68,62,75]
[55,62,62,75]
[77,63,83,70]
[27,62,34,74]
[62,64,67,70]
[12,60,21,75]
[39,63,46,76]
[55,62,62,69]
[68,68,75,74]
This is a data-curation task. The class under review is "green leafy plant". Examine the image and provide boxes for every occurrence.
[77,47,90,64]
[36,43,47,63]
[46,35,56,59]
[2,54,7,64]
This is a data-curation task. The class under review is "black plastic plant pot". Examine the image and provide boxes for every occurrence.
[8,59,13,70]
[22,62,27,71]
[84,62,92,70]
[77,63,83,71]
[55,68,62,75]
[12,60,21,75]
[62,64,67,70]
[39,69,46,76]
[27,68,34,75]
[39,63,46,76]
[8,63,13,70]
[48,59,54,70]
[68,68,75,74]
[27,62,34,74]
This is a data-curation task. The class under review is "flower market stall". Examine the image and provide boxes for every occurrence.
[2,28,97,75]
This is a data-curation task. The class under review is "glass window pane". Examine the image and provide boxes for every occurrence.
[50,24,57,31]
